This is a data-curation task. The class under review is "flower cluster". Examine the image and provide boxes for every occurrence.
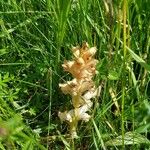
[58,42,98,138]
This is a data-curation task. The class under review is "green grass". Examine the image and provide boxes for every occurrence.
[0,0,150,149]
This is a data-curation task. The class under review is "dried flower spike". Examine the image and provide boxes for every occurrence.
[58,42,98,138]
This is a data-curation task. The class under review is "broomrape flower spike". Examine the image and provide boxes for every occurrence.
[58,42,98,138]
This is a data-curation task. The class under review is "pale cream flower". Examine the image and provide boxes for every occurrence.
[59,78,78,95]
[58,101,92,123]
[82,47,97,62]
[59,79,94,96]
[62,43,98,79]
[72,46,80,58]
[62,58,98,79]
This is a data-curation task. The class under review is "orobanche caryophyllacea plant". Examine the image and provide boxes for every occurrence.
[58,42,98,138]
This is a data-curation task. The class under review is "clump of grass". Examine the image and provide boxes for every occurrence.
[0,0,150,149]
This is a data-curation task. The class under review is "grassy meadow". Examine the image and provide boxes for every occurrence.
[0,0,150,149]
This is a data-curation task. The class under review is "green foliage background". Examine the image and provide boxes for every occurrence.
[0,0,150,149]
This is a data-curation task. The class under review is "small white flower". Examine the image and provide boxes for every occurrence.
[58,101,93,124]
[58,111,72,122]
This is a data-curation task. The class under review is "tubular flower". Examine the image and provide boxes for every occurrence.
[58,42,98,138]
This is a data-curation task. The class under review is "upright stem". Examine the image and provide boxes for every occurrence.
[47,68,52,149]
[123,0,127,58]
[121,84,125,148]
[71,138,75,150]
[122,0,127,149]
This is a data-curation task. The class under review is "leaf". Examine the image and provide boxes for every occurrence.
[23,141,33,150]
[57,130,70,150]
[127,47,150,72]
[0,142,5,150]
[135,124,150,133]
[105,132,150,146]
[108,70,120,80]
[127,66,140,98]
[0,48,7,56]
[92,119,107,150]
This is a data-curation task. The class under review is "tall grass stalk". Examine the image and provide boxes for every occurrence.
[121,0,127,148]
[46,68,52,148]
